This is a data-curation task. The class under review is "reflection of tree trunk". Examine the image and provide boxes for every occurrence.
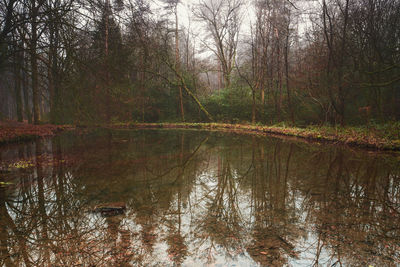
[176,189,183,267]
[214,159,236,220]
[214,162,227,216]
[363,159,377,214]
[0,185,14,267]
[0,182,31,266]
[334,151,343,195]
[52,138,64,227]
[272,141,284,212]
[171,131,186,266]
[252,138,267,218]
[180,132,184,163]
[249,139,296,266]
[314,233,323,266]
[177,131,184,232]
[106,216,121,264]
[324,150,338,200]
[383,169,391,214]
[36,140,50,265]
[283,144,293,202]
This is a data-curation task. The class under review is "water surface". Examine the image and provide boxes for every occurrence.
[0,129,399,266]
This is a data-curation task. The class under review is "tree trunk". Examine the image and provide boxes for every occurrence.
[35,139,50,264]
[31,0,40,124]
[337,0,350,126]
[13,51,23,122]
[105,0,111,122]
[22,53,32,123]
[175,7,185,122]
[170,63,213,121]
[277,29,282,122]
[284,22,294,124]
[252,88,256,124]
[49,3,60,124]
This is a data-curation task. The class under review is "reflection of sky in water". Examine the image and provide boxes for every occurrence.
[0,129,399,266]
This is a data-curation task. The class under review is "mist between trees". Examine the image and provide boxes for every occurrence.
[0,0,399,126]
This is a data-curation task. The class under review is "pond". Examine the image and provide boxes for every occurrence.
[0,129,399,266]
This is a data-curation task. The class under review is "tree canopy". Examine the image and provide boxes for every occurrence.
[0,0,399,126]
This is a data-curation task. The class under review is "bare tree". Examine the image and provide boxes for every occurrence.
[29,0,44,124]
[322,0,351,125]
[0,0,18,69]
[195,0,243,89]
[249,0,297,122]
[163,0,185,121]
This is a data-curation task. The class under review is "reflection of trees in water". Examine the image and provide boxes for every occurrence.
[245,138,299,267]
[192,154,245,263]
[0,131,399,266]
[164,133,188,266]
[1,139,110,266]
[302,149,400,266]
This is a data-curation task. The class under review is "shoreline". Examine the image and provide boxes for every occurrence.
[0,122,72,145]
[110,122,400,152]
[1,121,399,152]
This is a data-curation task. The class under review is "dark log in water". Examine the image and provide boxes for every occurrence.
[93,202,126,216]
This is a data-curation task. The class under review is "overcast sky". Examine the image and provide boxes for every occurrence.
[149,0,255,60]
[146,0,318,61]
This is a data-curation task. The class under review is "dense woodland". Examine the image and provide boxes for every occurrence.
[0,0,399,126]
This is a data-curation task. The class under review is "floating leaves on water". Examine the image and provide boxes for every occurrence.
[5,156,70,172]
[8,160,34,169]
[0,181,13,187]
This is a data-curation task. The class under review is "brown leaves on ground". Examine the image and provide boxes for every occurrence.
[0,121,70,144]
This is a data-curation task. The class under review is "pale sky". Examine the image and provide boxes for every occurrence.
[150,0,254,60]
[147,0,317,62]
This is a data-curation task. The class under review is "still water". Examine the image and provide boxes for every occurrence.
[0,129,399,267]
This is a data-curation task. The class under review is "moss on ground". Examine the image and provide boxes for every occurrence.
[110,122,400,151]
[2,121,399,151]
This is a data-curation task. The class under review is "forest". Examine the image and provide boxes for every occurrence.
[1,1,400,265]
[0,0,399,127]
